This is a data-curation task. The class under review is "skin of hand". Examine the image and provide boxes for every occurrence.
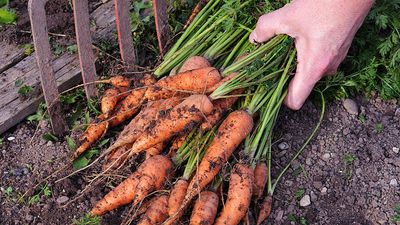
[250,0,375,110]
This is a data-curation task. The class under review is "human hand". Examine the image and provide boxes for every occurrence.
[250,0,374,110]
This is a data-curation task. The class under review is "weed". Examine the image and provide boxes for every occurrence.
[295,188,305,200]
[28,184,52,205]
[67,44,78,54]
[5,186,13,196]
[375,122,383,133]
[14,79,23,87]
[0,0,17,25]
[392,204,400,222]
[73,138,109,169]
[343,154,356,165]
[72,213,101,225]
[22,44,34,56]
[288,214,308,225]
[66,136,77,151]
[0,137,3,146]
[27,102,47,124]
[358,113,366,123]
[42,133,59,142]
[18,85,34,96]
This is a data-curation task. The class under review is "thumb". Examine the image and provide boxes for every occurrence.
[249,11,289,43]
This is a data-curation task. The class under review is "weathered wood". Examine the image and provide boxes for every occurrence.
[153,0,170,55]
[0,42,26,74]
[28,0,67,135]
[0,1,117,135]
[114,0,136,65]
[73,0,98,99]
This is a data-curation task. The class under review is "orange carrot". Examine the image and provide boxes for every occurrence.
[137,194,169,225]
[144,67,221,101]
[179,56,211,74]
[207,72,238,93]
[168,180,189,217]
[145,142,166,159]
[256,196,273,225]
[91,155,173,216]
[166,110,253,223]
[106,75,130,88]
[214,164,254,225]
[101,88,121,116]
[253,162,268,199]
[129,95,214,156]
[167,133,189,158]
[74,121,108,158]
[102,144,131,171]
[200,89,243,132]
[189,191,219,225]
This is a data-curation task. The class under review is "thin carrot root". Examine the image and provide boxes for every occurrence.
[163,179,189,225]
[183,0,207,30]
[144,67,222,101]
[137,194,169,225]
[171,110,253,221]
[200,89,244,132]
[253,162,268,199]
[214,164,254,225]
[91,155,173,216]
[189,191,219,225]
[129,95,214,156]
[74,121,108,158]
[256,195,273,225]
[102,144,131,171]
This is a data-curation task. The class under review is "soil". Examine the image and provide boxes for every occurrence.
[0,94,398,225]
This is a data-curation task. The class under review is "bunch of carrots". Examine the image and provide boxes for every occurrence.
[66,0,326,224]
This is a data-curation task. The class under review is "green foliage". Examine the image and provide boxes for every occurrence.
[28,184,51,205]
[392,204,400,222]
[375,122,383,133]
[22,44,34,56]
[0,137,3,146]
[294,188,305,200]
[5,186,13,195]
[0,7,17,25]
[66,136,76,151]
[343,153,355,165]
[73,138,109,169]
[27,102,47,123]
[73,213,101,225]
[340,0,400,100]
[288,214,308,225]
[67,44,78,54]
[42,133,59,142]
[18,85,34,95]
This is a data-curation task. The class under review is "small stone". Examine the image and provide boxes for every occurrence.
[291,160,300,170]
[321,187,327,194]
[299,195,311,207]
[305,158,312,165]
[393,147,399,154]
[25,214,33,221]
[322,153,331,161]
[278,142,289,150]
[343,99,359,115]
[395,108,400,117]
[313,181,323,189]
[7,136,15,141]
[390,179,398,187]
[56,196,69,204]
[310,191,317,201]
[276,210,284,221]
[47,141,53,146]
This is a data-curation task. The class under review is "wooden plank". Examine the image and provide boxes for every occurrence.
[0,42,26,74]
[153,0,170,55]
[0,1,116,135]
[114,0,136,65]
[73,0,97,99]
[28,0,68,135]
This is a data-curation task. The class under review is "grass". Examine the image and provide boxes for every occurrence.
[392,204,400,222]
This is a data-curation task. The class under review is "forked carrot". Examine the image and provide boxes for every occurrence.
[256,195,273,225]
[214,164,254,225]
[189,191,219,225]
[91,155,173,216]
[137,194,169,225]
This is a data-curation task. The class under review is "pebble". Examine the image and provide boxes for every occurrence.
[322,153,331,161]
[313,181,323,189]
[390,179,398,187]
[278,142,289,150]
[395,108,400,117]
[321,187,327,194]
[25,214,33,221]
[393,147,399,154]
[305,158,312,166]
[7,136,15,141]
[276,210,284,221]
[343,99,359,115]
[56,196,69,204]
[291,160,301,170]
[310,191,317,201]
[299,194,311,207]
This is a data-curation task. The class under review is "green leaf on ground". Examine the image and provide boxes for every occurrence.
[0,8,17,25]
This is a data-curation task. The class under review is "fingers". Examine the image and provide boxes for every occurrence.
[284,40,328,110]
[249,10,289,43]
